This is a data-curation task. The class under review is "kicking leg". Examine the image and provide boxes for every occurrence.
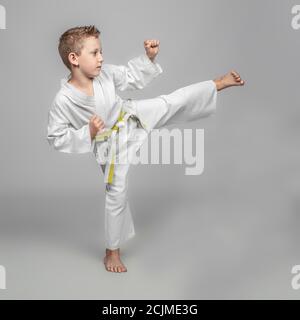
[132,70,245,130]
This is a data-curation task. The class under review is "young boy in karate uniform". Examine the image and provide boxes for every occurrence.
[47,25,245,273]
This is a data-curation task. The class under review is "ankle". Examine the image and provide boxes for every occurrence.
[106,248,120,256]
[213,79,223,91]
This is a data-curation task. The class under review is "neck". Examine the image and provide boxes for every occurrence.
[68,69,94,89]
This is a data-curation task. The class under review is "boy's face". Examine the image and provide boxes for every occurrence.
[69,36,104,78]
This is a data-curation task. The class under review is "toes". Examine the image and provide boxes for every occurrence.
[118,266,124,272]
[104,259,113,272]
[231,70,245,85]
[233,73,244,85]
[103,256,127,273]
[106,264,127,272]
[120,265,127,272]
[231,70,238,77]
[231,70,241,79]
[116,264,127,272]
[104,262,113,272]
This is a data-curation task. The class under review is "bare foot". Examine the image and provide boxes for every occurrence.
[214,70,245,91]
[103,248,127,273]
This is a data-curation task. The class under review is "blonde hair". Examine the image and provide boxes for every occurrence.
[58,25,101,70]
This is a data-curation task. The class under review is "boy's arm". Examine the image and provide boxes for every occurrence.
[47,103,94,154]
[103,53,163,91]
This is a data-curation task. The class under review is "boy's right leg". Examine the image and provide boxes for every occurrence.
[132,71,244,130]
[132,80,218,131]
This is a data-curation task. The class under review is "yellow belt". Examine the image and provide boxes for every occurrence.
[95,109,147,188]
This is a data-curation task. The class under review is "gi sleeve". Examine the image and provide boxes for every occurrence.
[47,103,94,154]
[104,53,163,91]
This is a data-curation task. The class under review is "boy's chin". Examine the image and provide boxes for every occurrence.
[84,67,101,77]
[87,70,100,79]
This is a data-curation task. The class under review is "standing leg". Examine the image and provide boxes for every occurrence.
[102,162,135,251]
[101,118,146,273]
[102,161,133,273]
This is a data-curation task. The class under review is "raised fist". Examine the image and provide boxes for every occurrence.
[144,39,160,62]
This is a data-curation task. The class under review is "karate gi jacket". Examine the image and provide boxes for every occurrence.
[47,53,163,155]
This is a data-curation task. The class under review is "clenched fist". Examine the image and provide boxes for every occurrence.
[144,39,160,62]
[89,115,105,140]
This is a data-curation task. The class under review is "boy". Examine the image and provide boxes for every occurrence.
[47,25,244,273]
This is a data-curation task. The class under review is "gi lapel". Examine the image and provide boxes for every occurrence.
[93,77,107,125]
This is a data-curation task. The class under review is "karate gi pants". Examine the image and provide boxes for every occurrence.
[98,80,218,250]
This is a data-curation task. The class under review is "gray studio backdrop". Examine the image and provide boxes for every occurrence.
[0,0,299,299]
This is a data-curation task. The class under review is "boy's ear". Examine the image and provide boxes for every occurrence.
[68,52,79,67]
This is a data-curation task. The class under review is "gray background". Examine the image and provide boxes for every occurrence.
[0,0,299,299]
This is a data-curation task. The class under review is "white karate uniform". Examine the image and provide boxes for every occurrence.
[47,53,218,250]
